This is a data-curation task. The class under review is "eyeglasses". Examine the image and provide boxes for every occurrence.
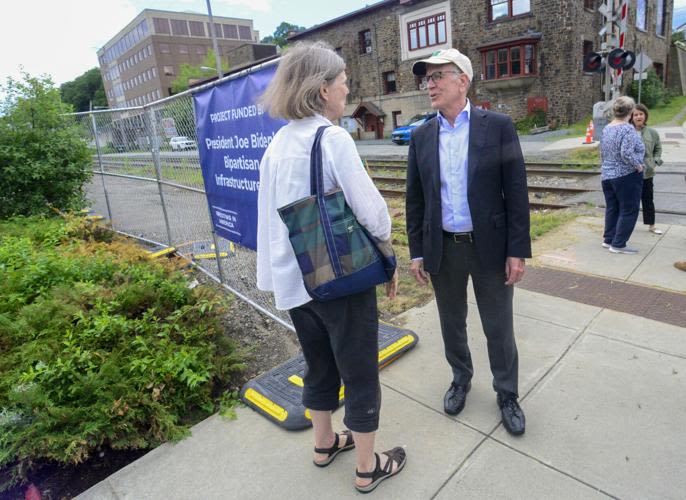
[425,70,462,83]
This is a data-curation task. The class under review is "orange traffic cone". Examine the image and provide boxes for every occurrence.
[583,125,594,144]
[588,120,594,136]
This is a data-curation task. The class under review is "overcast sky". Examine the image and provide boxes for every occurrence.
[0,0,372,86]
[2,0,686,87]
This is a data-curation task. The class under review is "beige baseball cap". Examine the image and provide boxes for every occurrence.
[412,48,473,81]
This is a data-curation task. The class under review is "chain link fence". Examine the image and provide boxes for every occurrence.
[71,66,292,330]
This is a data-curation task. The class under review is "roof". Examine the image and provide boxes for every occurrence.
[288,0,396,40]
[351,101,386,119]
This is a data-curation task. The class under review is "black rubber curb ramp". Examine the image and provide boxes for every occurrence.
[240,323,419,430]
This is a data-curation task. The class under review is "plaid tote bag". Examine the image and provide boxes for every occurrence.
[277,126,396,301]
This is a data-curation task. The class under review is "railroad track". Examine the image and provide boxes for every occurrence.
[365,159,600,178]
[377,187,573,210]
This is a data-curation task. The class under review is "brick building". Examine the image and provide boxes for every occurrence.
[97,9,268,108]
[289,0,673,138]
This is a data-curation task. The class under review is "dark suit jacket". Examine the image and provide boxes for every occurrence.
[405,107,531,274]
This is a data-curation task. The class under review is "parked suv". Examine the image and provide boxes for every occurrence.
[391,113,436,145]
[169,136,196,151]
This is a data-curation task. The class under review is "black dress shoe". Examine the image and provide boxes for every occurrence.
[497,393,525,436]
[444,381,471,415]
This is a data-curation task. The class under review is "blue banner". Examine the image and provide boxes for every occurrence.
[194,64,286,250]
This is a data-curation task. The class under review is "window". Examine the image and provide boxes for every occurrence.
[653,62,664,81]
[415,75,428,90]
[583,0,594,9]
[583,40,593,57]
[152,67,157,77]
[178,44,189,54]
[481,42,536,80]
[359,29,372,54]
[189,21,205,37]
[238,26,252,40]
[408,13,447,51]
[171,19,189,36]
[383,71,397,94]
[163,66,174,76]
[159,43,170,54]
[636,0,646,30]
[153,18,170,34]
[488,0,530,21]
[656,0,666,36]
[196,45,207,55]
[223,24,238,38]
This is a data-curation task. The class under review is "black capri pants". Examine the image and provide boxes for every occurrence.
[288,287,380,433]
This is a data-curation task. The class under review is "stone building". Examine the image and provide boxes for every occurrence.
[289,0,673,137]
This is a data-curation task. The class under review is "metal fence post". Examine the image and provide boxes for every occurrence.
[191,100,227,285]
[90,112,114,226]
[147,107,174,246]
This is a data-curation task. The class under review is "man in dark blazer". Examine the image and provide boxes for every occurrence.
[405,49,531,435]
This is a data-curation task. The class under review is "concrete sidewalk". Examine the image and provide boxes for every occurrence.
[78,214,686,500]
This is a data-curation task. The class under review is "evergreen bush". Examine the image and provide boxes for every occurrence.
[0,217,244,492]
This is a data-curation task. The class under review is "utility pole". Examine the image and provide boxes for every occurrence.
[205,0,224,80]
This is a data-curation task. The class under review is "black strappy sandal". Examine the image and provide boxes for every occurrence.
[313,430,355,467]
[355,447,407,494]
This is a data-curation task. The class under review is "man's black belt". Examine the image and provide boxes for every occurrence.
[442,230,473,243]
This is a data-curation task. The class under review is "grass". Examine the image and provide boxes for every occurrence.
[645,95,686,125]
[376,199,578,320]
[118,162,204,187]
[376,198,435,321]
[560,114,593,137]
[560,95,686,137]
[530,210,577,240]
[565,147,600,165]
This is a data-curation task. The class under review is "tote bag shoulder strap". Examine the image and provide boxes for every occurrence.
[310,125,331,196]
[308,125,343,277]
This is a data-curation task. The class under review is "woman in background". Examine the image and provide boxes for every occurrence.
[600,96,645,254]
[631,103,663,235]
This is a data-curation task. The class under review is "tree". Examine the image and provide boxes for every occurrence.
[60,68,107,112]
[170,50,230,94]
[0,71,92,218]
[261,22,305,47]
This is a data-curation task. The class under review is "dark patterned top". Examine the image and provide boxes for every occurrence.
[600,123,645,181]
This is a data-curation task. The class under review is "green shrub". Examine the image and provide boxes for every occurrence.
[0,217,244,492]
[515,110,547,133]
[629,68,665,108]
[0,72,92,219]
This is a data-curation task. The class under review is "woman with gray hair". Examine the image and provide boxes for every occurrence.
[600,95,645,254]
[256,41,405,493]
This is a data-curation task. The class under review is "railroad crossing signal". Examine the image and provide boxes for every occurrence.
[590,0,630,100]
[583,52,605,73]
[607,48,635,70]
[583,49,634,73]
